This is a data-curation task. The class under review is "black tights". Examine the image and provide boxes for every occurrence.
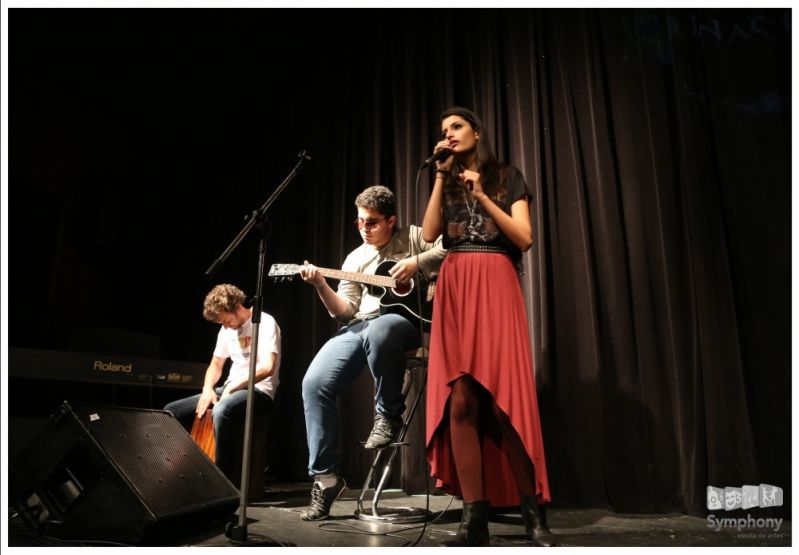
[448,375,536,502]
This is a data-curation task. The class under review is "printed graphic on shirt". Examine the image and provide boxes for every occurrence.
[239,335,252,350]
[444,183,505,243]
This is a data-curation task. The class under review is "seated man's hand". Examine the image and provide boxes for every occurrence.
[388,257,419,283]
[300,260,326,288]
[196,388,218,417]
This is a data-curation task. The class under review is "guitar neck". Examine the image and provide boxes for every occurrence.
[318,267,396,288]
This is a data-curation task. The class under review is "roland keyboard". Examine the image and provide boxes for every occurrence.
[9,347,207,389]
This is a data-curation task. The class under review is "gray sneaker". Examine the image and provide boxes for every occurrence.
[300,477,347,521]
[364,413,403,449]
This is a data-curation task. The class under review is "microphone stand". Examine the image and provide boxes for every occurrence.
[205,150,312,545]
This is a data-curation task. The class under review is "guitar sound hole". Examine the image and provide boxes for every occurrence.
[392,279,413,297]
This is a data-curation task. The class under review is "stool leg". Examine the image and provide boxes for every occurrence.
[356,362,431,523]
[357,448,385,516]
[370,445,402,514]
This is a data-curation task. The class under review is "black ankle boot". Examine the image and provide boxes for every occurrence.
[520,493,556,547]
[441,500,490,547]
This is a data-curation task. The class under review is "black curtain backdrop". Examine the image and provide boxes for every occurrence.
[8,8,790,517]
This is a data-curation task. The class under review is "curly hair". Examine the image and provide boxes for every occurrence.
[203,284,246,321]
[354,185,396,218]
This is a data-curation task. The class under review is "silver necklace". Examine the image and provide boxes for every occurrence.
[462,188,480,235]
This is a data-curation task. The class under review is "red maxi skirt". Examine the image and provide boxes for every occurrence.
[425,251,551,507]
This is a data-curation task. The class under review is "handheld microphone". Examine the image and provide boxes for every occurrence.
[422,148,452,168]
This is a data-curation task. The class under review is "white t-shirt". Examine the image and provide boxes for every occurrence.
[213,312,281,399]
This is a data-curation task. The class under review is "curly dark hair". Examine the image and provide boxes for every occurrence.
[354,185,396,218]
[203,284,246,321]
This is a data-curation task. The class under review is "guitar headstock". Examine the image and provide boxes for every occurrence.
[268,263,304,281]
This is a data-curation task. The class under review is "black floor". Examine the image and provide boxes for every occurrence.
[8,482,791,548]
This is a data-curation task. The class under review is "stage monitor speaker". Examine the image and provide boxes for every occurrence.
[10,401,240,545]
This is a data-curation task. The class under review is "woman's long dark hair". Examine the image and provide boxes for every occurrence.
[439,106,504,198]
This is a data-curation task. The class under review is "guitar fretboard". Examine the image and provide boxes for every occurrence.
[317,267,397,288]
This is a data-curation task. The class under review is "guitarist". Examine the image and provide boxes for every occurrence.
[298,185,446,521]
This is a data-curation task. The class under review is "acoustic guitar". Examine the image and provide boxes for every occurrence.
[268,260,433,329]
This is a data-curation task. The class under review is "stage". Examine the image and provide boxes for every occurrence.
[8,482,791,548]
[7,8,792,552]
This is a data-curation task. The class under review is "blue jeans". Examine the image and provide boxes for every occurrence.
[302,313,421,476]
[164,387,273,480]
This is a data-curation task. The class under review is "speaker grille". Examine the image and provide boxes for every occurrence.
[76,406,239,519]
